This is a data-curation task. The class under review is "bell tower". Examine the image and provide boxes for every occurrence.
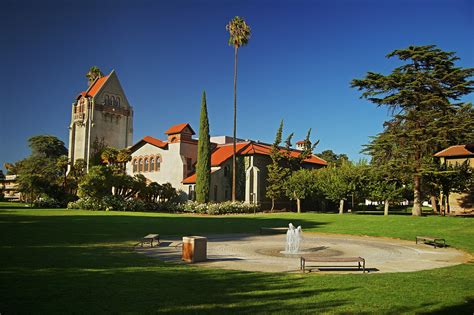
[68,68,134,171]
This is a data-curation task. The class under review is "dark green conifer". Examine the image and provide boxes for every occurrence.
[196,91,211,203]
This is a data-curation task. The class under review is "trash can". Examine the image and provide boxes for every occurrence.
[182,236,207,263]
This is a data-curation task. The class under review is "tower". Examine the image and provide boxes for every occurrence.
[68,69,133,170]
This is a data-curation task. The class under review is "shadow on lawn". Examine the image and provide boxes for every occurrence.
[0,211,327,247]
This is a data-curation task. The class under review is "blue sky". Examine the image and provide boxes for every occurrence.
[1,0,472,170]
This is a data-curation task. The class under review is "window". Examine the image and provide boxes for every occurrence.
[105,95,110,105]
[155,156,161,171]
[139,159,143,173]
[133,159,137,173]
[111,96,115,106]
[117,97,120,107]
[150,158,155,172]
[144,158,149,172]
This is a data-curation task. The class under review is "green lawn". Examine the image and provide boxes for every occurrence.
[0,203,473,314]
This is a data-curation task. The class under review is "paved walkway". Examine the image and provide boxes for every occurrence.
[136,233,471,274]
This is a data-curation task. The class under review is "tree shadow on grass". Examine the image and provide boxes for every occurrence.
[0,212,327,248]
[0,243,355,313]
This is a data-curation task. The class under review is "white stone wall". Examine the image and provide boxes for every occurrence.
[126,141,198,193]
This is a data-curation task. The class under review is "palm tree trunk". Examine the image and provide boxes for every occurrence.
[232,46,238,202]
[339,199,344,214]
[297,198,301,214]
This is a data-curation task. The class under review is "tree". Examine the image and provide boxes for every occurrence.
[352,45,474,216]
[318,161,367,214]
[316,150,349,167]
[266,120,290,210]
[285,169,317,213]
[28,135,67,159]
[78,166,113,199]
[14,135,69,204]
[196,91,211,203]
[86,66,104,86]
[226,16,251,201]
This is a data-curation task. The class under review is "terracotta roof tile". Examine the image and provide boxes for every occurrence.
[143,136,168,148]
[76,75,109,100]
[129,136,168,152]
[434,144,474,157]
[165,123,195,135]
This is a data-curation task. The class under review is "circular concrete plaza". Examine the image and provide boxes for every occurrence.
[137,233,471,274]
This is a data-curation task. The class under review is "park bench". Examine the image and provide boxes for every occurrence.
[137,234,160,247]
[415,236,446,248]
[300,256,366,273]
[260,227,287,235]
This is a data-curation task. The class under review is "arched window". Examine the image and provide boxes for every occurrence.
[150,158,155,172]
[111,96,116,106]
[105,95,110,105]
[133,159,138,173]
[117,97,120,107]
[139,159,143,173]
[155,156,161,171]
[144,158,149,172]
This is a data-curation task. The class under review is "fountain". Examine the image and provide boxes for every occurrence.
[285,223,303,254]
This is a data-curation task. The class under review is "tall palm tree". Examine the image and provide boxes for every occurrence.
[226,16,251,201]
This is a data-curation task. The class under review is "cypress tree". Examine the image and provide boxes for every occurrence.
[266,120,289,210]
[196,91,211,203]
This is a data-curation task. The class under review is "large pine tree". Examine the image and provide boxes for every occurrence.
[196,91,211,203]
[352,45,474,215]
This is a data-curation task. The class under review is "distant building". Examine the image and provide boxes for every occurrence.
[2,175,21,201]
[68,70,133,169]
[126,123,327,204]
[434,144,474,215]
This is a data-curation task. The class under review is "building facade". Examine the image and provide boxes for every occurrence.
[68,70,133,169]
[434,144,474,215]
[126,123,328,204]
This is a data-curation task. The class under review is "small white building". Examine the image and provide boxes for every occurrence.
[126,123,198,192]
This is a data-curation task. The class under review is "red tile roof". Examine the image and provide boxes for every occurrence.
[165,123,195,135]
[76,75,109,100]
[143,136,168,148]
[296,140,305,145]
[182,169,217,184]
[129,136,168,152]
[182,141,327,184]
[434,144,474,157]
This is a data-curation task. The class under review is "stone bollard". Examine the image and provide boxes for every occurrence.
[182,236,207,263]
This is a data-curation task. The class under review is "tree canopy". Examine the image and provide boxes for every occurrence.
[352,45,474,216]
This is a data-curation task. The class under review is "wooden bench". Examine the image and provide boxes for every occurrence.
[138,234,160,247]
[415,236,446,248]
[260,227,287,235]
[300,256,366,273]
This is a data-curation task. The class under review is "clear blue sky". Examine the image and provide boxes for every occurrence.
[1,0,473,171]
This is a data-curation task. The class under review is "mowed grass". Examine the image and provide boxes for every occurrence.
[0,203,473,314]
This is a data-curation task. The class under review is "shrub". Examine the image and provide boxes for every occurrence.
[181,201,260,214]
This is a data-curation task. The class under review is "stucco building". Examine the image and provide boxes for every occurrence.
[68,70,133,169]
[434,144,474,215]
[126,123,327,204]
